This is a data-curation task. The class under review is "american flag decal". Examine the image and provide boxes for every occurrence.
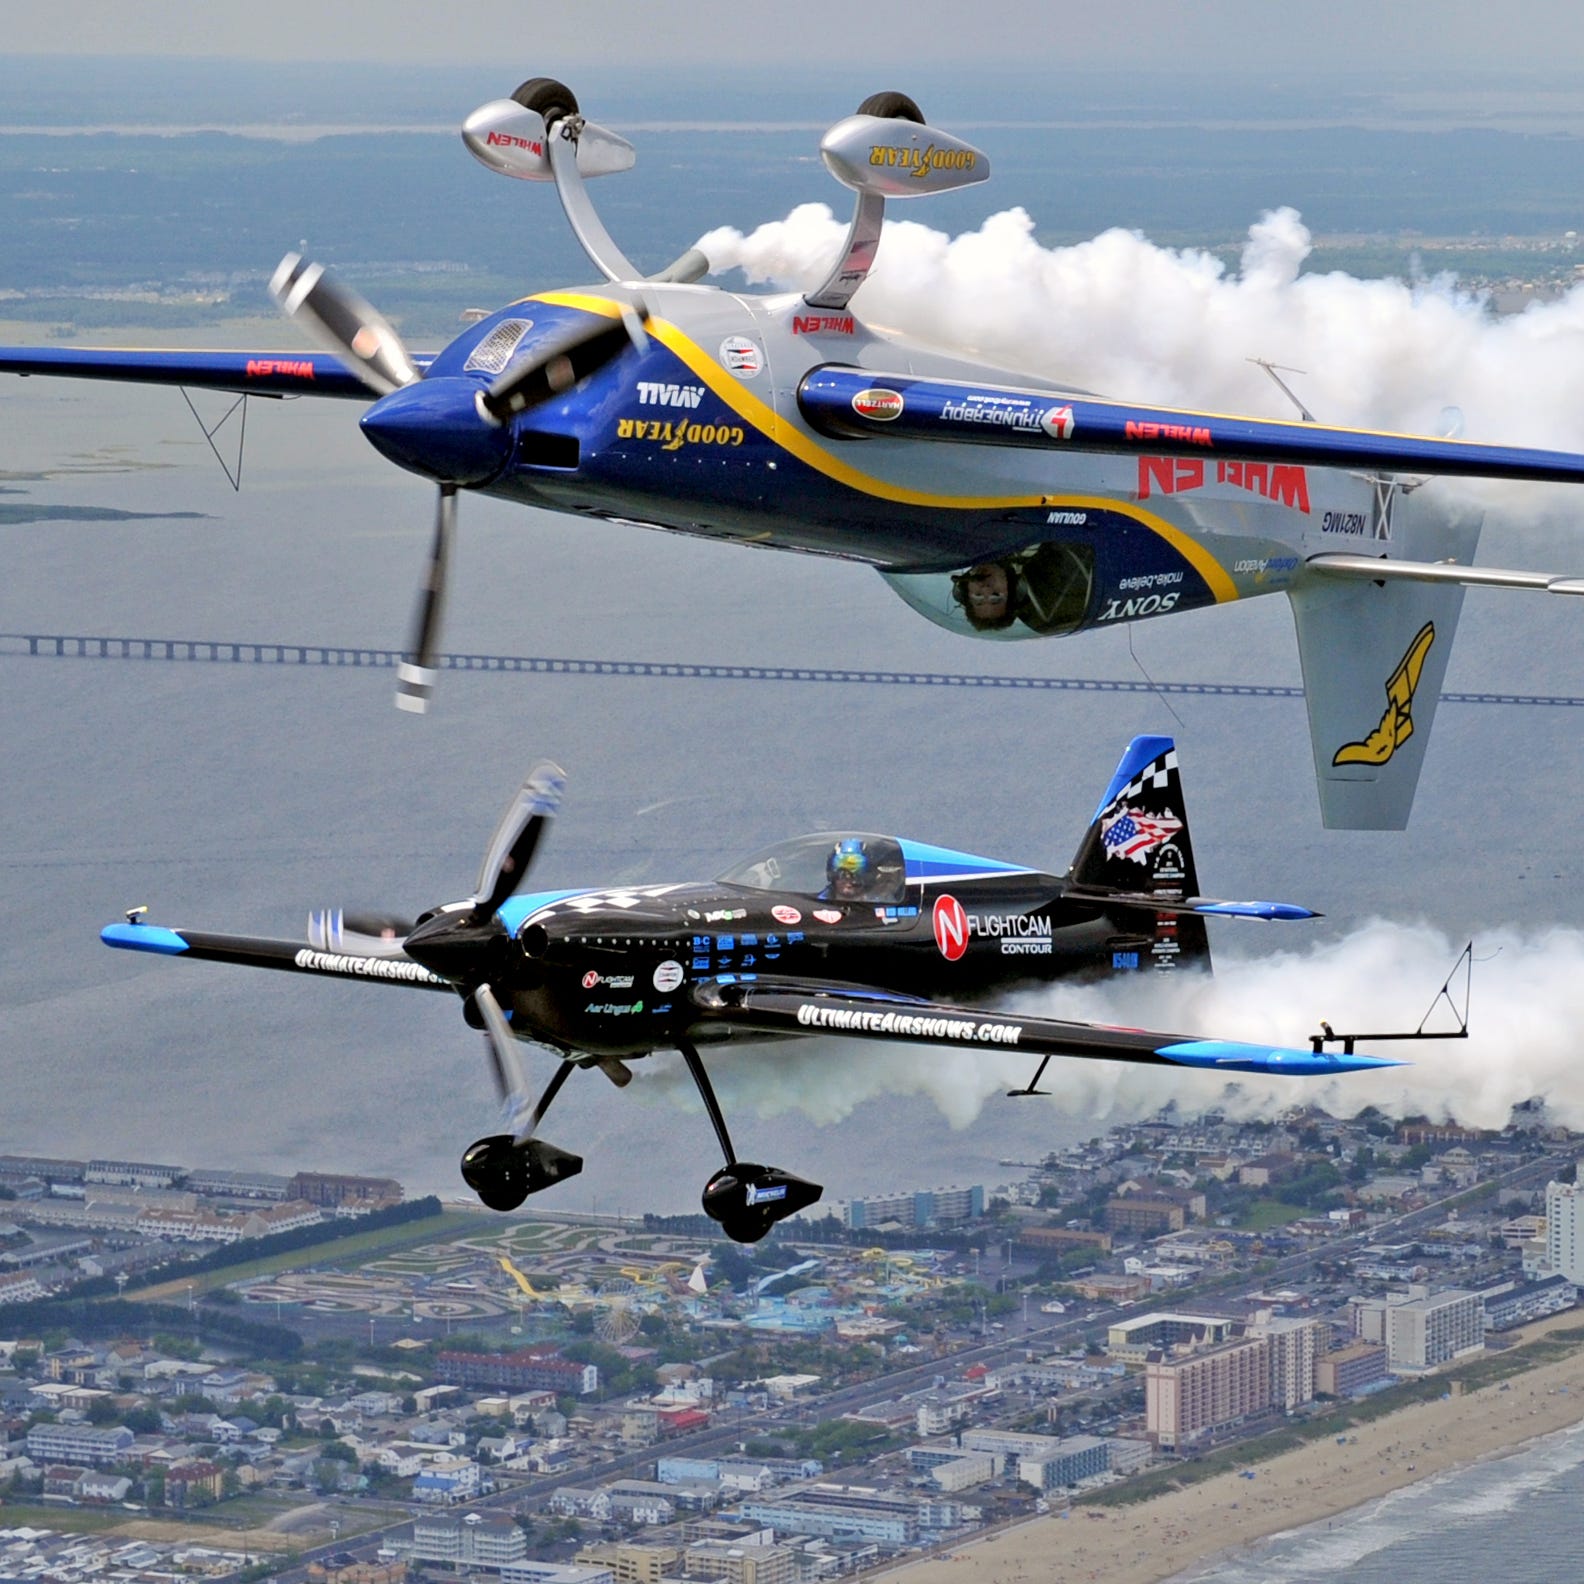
[1101,805,1184,862]
[1098,747,1183,864]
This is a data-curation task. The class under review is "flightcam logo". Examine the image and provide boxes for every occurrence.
[1333,622,1435,767]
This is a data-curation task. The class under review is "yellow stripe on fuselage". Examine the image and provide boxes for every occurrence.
[528,290,1239,604]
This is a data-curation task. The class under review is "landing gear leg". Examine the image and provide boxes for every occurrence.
[461,1058,584,1213]
[677,1038,823,1244]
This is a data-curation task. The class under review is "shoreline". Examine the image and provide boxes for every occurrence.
[882,1317,1584,1584]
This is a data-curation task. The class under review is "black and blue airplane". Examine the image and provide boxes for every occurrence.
[102,736,1406,1242]
[8,82,1584,828]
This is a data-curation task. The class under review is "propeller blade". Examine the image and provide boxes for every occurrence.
[307,909,413,957]
[475,306,649,427]
[474,761,568,916]
[471,982,535,1137]
[396,485,457,714]
[268,252,421,396]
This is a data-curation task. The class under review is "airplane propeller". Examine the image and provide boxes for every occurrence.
[267,252,648,712]
[395,761,568,1136]
[268,253,421,395]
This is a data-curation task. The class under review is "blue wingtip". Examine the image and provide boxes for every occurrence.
[1157,1039,1406,1075]
[102,921,189,955]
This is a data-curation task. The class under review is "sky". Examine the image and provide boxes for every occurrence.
[4,0,1584,73]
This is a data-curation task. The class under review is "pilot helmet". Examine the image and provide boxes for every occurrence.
[827,837,872,888]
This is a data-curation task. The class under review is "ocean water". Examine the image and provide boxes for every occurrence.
[1171,1420,1584,1582]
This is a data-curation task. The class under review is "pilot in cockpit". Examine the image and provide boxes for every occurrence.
[823,838,877,902]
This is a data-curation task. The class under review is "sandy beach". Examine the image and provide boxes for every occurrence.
[884,1319,1584,1584]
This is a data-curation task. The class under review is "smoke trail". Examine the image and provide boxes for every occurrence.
[697,205,1584,487]
[644,923,1584,1135]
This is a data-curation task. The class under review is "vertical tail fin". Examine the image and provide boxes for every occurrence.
[1068,735,1210,972]
[1292,492,1481,830]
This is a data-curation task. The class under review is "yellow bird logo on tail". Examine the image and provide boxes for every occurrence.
[1333,621,1436,767]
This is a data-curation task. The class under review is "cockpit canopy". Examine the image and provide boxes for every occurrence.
[718,832,908,905]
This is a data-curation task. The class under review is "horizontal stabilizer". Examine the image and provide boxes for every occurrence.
[1308,553,1584,596]
[1080,891,1318,921]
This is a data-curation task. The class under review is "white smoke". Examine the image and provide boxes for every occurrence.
[646,923,1584,1135]
[697,204,1584,468]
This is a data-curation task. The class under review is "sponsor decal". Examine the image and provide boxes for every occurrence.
[1096,592,1182,622]
[582,970,599,989]
[967,912,1053,941]
[932,894,969,962]
[963,910,1054,957]
[636,381,704,408]
[1126,420,1214,448]
[485,129,543,155]
[795,1001,1023,1044]
[1333,621,1435,767]
[1117,571,1185,593]
[746,1183,789,1205]
[1152,843,1186,883]
[1112,950,1141,971]
[586,1001,645,1016]
[292,949,445,985]
[771,905,803,926]
[704,907,747,923]
[653,959,685,993]
[852,388,904,422]
[867,143,978,178]
[932,393,1075,439]
[1042,405,1075,440]
[246,359,315,379]
[616,418,745,451]
[1137,455,1310,513]
[1101,804,1185,864]
[792,314,856,335]
[720,336,763,377]
[582,971,634,990]
[1232,556,1300,577]
[1045,509,1089,526]
[1323,510,1368,534]
[812,908,843,925]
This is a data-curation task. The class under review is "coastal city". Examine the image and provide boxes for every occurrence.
[5,1104,1584,1584]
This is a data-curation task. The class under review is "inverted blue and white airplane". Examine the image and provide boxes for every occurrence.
[101,735,1425,1239]
[7,80,1584,828]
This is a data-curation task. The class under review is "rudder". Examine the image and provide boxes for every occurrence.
[1291,491,1481,830]
[1069,735,1210,971]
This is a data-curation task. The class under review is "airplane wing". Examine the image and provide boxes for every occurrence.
[798,367,1584,487]
[100,917,453,991]
[0,347,422,399]
[685,975,1396,1077]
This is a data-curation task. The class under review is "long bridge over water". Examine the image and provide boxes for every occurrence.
[4,631,1581,708]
